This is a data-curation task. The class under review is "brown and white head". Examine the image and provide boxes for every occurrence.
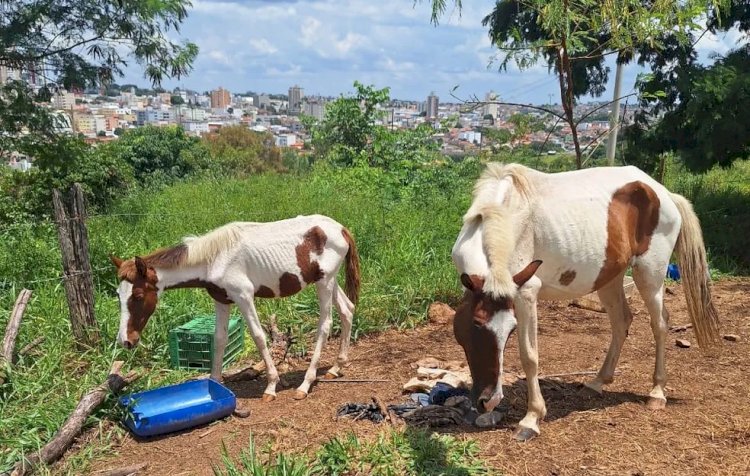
[453,260,542,414]
[109,255,160,349]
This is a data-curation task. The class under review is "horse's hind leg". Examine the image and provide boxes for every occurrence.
[294,277,336,399]
[323,284,355,379]
[585,272,633,394]
[632,258,670,410]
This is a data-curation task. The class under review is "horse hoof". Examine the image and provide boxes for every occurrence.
[583,381,603,395]
[261,394,276,403]
[646,397,666,410]
[293,390,308,400]
[513,427,539,442]
[322,372,338,380]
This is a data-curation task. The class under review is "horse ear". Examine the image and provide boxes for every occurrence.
[513,260,543,287]
[134,256,147,277]
[109,254,123,268]
[460,273,484,293]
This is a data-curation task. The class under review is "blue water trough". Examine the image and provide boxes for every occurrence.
[119,378,236,437]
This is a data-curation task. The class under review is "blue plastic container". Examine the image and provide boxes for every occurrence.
[667,263,681,281]
[119,379,236,437]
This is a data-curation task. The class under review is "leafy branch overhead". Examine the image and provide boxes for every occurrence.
[0,0,198,89]
[0,0,198,160]
[418,0,731,169]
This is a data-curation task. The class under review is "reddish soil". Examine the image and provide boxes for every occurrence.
[87,280,750,475]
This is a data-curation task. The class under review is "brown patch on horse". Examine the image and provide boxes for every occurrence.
[279,272,302,297]
[144,244,188,268]
[255,285,275,298]
[295,226,327,284]
[559,269,577,286]
[166,279,233,304]
[594,181,660,290]
[125,257,159,342]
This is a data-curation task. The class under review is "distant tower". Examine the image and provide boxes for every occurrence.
[483,91,499,120]
[426,92,439,120]
[210,87,231,109]
[288,85,304,114]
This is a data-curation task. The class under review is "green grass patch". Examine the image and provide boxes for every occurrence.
[214,429,490,476]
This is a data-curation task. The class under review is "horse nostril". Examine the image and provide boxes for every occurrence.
[123,340,133,350]
[477,396,490,412]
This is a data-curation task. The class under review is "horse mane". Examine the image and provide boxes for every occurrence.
[465,162,535,298]
[180,222,247,266]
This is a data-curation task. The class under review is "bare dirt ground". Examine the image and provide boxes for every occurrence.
[87,279,750,476]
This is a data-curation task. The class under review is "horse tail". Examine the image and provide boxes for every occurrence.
[669,192,721,349]
[341,227,361,306]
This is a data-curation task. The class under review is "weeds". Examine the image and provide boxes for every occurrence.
[215,430,489,476]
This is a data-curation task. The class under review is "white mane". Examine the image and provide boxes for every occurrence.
[182,222,249,266]
[465,163,535,297]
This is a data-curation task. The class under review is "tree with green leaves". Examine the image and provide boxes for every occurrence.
[302,81,391,166]
[624,4,750,172]
[0,0,198,159]
[105,125,209,183]
[419,0,724,168]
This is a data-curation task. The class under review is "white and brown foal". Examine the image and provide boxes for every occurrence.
[110,214,360,401]
[452,163,720,441]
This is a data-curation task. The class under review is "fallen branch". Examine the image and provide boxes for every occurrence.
[515,370,623,381]
[93,462,148,476]
[318,378,391,383]
[198,427,216,439]
[15,336,45,362]
[222,365,262,382]
[11,361,139,476]
[372,396,391,424]
[0,289,32,385]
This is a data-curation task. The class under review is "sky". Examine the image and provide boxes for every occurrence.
[119,0,746,104]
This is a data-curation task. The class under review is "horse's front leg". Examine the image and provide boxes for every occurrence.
[234,290,280,401]
[210,301,231,381]
[514,278,546,441]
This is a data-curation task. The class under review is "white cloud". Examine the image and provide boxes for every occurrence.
[249,38,278,55]
[118,0,742,103]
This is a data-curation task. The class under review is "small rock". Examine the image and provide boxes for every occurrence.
[475,410,504,428]
[723,334,740,342]
[669,324,692,332]
[233,407,251,418]
[428,302,456,325]
[675,339,691,348]
[411,356,443,369]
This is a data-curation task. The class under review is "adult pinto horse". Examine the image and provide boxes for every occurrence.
[452,163,720,441]
[110,214,360,401]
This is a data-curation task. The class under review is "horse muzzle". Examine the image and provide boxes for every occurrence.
[477,388,503,413]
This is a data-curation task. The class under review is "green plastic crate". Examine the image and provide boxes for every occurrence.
[168,315,245,371]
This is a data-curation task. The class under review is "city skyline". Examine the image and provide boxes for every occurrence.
[115,0,743,104]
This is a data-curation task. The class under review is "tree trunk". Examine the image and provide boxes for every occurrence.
[606,61,625,165]
[52,184,100,348]
[557,40,582,169]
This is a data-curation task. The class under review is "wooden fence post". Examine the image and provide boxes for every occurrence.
[52,183,100,348]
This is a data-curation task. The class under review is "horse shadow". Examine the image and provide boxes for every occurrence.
[409,377,687,436]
